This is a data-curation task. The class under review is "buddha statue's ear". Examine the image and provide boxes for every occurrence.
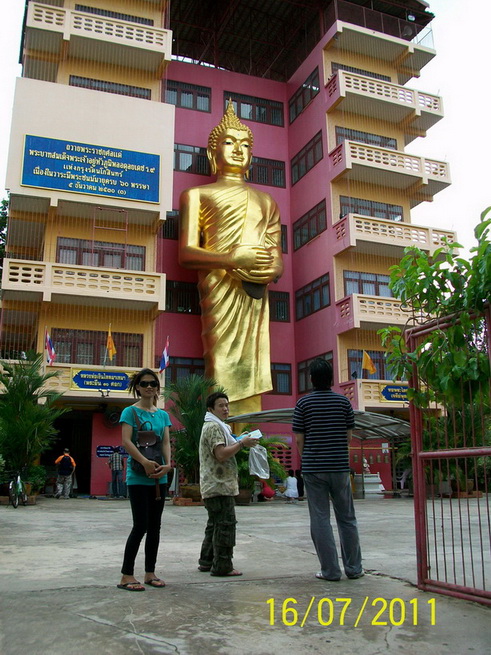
[207,146,217,175]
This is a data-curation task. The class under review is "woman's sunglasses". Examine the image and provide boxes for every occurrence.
[139,380,158,388]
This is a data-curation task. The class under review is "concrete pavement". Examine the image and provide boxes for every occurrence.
[0,495,489,654]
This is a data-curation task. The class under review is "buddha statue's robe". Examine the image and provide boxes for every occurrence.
[183,181,282,403]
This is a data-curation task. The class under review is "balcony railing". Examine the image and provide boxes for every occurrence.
[340,379,409,411]
[26,3,172,72]
[332,214,456,257]
[335,293,408,333]
[329,140,450,206]
[326,71,443,142]
[2,260,165,311]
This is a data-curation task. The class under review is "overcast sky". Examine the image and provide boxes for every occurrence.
[1,0,489,254]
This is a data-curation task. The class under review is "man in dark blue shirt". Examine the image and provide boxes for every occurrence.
[293,358,363,581]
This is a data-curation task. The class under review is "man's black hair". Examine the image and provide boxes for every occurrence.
[309,358,333,390]
[206,391,229,410]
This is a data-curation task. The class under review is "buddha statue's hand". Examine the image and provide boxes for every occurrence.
[227,244,274,270]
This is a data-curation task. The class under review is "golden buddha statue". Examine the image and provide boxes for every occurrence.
[179,102,284,414]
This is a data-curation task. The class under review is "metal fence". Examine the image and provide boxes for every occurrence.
[407,307,491,605]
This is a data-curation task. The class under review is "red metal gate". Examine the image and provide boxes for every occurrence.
[407,307,491,605]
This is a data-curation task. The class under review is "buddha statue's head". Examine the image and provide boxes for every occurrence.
[207,101,254,176]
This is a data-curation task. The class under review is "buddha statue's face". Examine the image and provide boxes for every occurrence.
[212,128,252,174]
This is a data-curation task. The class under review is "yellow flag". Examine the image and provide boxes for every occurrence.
[106,326,117,361]
[362,350,376,375]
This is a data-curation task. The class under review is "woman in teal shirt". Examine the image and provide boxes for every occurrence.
[117,368,172,592]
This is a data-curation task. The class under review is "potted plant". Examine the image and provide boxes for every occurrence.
[25,464,48,495]
[0,354,66,474]
[162,374,221,500]
[235,435,288,505]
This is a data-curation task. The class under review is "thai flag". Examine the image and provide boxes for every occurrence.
[45,330,56,366]
[159,336,170,373]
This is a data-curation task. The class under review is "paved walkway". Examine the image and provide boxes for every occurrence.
[0,496,489,654]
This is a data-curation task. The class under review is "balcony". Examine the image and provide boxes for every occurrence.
[1,260,165,312]
[329,140,450,207]
[332,214,456,258]
[326,71,443,144]
[324,15,435,85]
[24,3,172,77]
[340,379,409,411]
[335,294,408,333]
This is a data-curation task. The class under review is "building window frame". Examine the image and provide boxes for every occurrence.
[295,273,330,320]
[291,131,323,185]
[347,349,404,381]
[340,196,403,222]
[331,62,391,83]
[226,91,284,127]
[174,143,210,176]
[271,363,292,395]
[164,357,205,384]
[280,224,288,254]
[75,4,153,25]
[335,126,397,150]
[343,271,393,298]
[298,352,333,394]
[166,280,200,314]
[293,199,327,250]
[269,291,290,322]
[250,156,286,188]
[52,328,142,368]
[289,67,320,124]
[161,211,179,240]
[166,80,211,112]
[69,75,151,100]
[56,237,145,271]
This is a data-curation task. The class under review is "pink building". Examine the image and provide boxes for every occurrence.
[3,1,453,494]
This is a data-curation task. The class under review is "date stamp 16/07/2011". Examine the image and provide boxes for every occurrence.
[267,597,436,628]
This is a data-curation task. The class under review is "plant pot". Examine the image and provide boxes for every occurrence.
[235,488,252,505]
[180,483,202,503]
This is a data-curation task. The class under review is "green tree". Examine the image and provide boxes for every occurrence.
[0,353,67,471]
[379,208,491,406]
[162,374,221,483]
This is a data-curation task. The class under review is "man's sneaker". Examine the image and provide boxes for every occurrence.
[347,571,365,579]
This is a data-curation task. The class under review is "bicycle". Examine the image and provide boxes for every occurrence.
[8,471,28,508]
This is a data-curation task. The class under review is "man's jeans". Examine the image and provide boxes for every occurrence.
[303,471,362,580]
[111,469,123,497]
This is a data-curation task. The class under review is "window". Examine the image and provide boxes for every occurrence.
[291,131,323,185]
[289,68,320,123]
[226,92,284,126]
[298,352,333,394]
[75,5,153,25]
[331,62,391,83]
[295,273,330,320]
[166,281,200,314]
[347,349,404,381]
[250,156,285,188]
[280,224,288,254]
[164,357,205,384]
[161,211,179,240]
[335,126,397,150]
[57,238,145,271]
[174,144,210,175]
[343,271,392,298]
[166,81,211,112]
[69,76,151,100]
[340,196,403,222]
[293,200,327,250]
[52,328,142,367]
[269,291,290,322]
[271,363,292,395]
